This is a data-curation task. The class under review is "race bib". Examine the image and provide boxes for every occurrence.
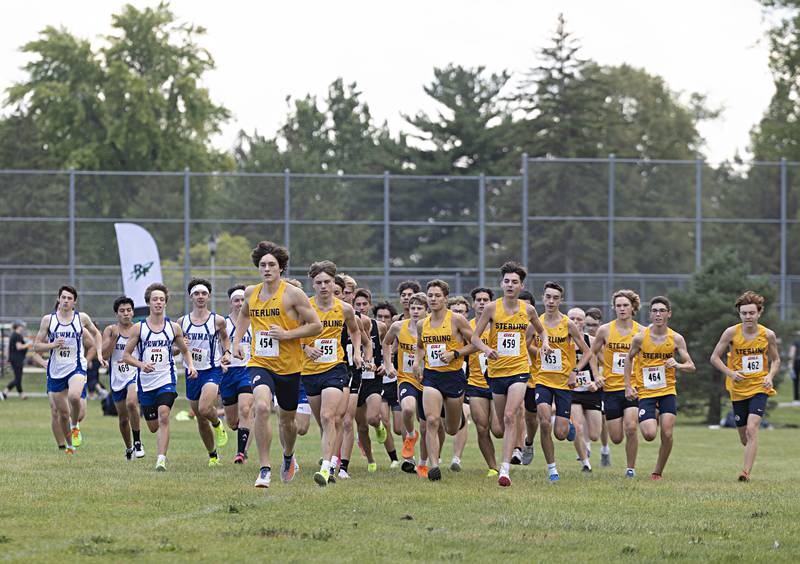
[426,343,447,368]
[741,354,763,375]
[54,345,76,363]
[402,352,415,374]
[361,369,376,380]
[479,353,488,375]
[116,361,133,375]
[612,352,627,375]
[314,338,338,363]
[497,332,520,357]
[255,331,279,357]
[642,365,667,390]
[573,370,592,392]
[148,347,169,370]
[540,348,563,372]
[190,346,208,366]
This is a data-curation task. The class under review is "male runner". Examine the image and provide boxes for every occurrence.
[178,279,231,466]
[590,289,643,478]
[472,262,550,487]
[33,285,106,454]
[232,241,322,488]
[710,291,779,482]
[374,301,403,457]
[585,307,611,467]
[224,285,254,463]
[567,307,602,472]
[414,279,474,482]
[102,296,144,460]
[624,296,695,480]
[395,280,422,321]
[519,290,539,466]
[123,283,196,470]
[446,295,472,472]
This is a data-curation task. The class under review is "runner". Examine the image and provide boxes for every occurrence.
[518,290,538,466]
[33,285,106,454]
[624,296,695,480]
[178,278,232,466]
[223,285,254,464]
[447,295,472,471]
[122,283,196,471]
[585,307,611,467]
[567,307,602,472]
[472,261,551,487]
[590,290,643,478]
[414,279,474,481]
[374,301,403,463]
[395,280,422,321]
[101,296,144,460]
[231,241,322,488]
[710,291,779,482]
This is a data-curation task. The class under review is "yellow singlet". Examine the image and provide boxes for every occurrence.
[467,318,490,389]
[726,324,775,401]
[603,320,641,392]
[536,313,575,390]
[301,297,345,375]
[421,310,462,372]
[636,327,676,399]
[397,319,422,390]
[487,299,529,378]
[528,333,540,389]
[247,281,302,375]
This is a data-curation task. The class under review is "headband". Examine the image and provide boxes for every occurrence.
[190,284,210,295]
[230,289,245,300]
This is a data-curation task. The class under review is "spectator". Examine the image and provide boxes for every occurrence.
[3,321,32,400]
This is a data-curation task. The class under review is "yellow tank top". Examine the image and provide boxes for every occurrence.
[603,320,640,392]
[536,313,575,390]
[528,333,540,388]
[726,324,775,400]
[467,318,490,389]
[397,319,421,390]
[301,297,345,375]
[421,310,462,372]
[487,299,529,378]
[247,281,302,375]
[637,327,676,398]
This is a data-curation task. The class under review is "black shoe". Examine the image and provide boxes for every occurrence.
[327,472,336,484]
[401,460,416,474]
[428,466,442,481]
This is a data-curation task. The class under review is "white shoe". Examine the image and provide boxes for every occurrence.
[390,460,401,469]
[255,467,271,488]
[338,468,350,479]
[134,441,145,458]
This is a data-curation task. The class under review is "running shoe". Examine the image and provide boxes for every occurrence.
[134,441,145,458]
[233,453,246,464]
[582,464,592,473]
[401,459,416,473]
[427,466,442,481]
[327,472,336,484]
[390,460,401,469]
[65,445,75,456]
[625,468,636,478]
[213,424,229,448]
[510,448,523,465]
[566,422,576,442]
[155,458,167,472]
[486,468,499,478]
[498,474,512,487]
[281,455,297,483]
[401,430,418,459]
[71,427,82,447]
[548,472,560,482]
[449,459,462,472]
[367,462,377,473]
[374,421,388,444]
[255,467,271,488]
[601,452,611,467]
[522,444,534,465]
[337,468,351,480]
[208,455,221,467]
[416,464,428,479]
[125,448,134,461]
[314,470,329,487]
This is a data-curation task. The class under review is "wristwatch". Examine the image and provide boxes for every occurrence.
[454,350,461,359]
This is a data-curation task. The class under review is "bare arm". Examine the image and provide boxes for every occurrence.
[101,325,116,361]
[81,312,107,368]
[413,319,425,382]
[590,324,610,387]
[232,286,254,359]
[710,326,738,381]
[359,315,373,364]
[33,315,58,353]
[122,329,146,371]
[272,287,322,341]
[670,332,695,373]
[216,314,231,367]
[442,313,475,364]
[382,322,400,377]
[527,304,551,353]
[765,329,781,388]
[471,303,496,358]
[624,333,643,399]
[343,304,363,369]
[173,322,197,378]
[570,321,592,372]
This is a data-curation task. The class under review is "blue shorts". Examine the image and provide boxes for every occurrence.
[302,364,347,396]
[488,373,529,396]
[572,391,602,411]
[603,390,638,421]
[186,366,223,401]
[46,370,86,394]
[220,366,253,406]
[249,366,300,411]
[524,387,537,413]
[535,384,572,419]
[112,380,136,403]
[732,393,769,427]
[398,382,425,421]
[298,381,309,405]
[465,384,492,404]
[138,383,178,421]
[422,368,466,399]
[638,394,677,422]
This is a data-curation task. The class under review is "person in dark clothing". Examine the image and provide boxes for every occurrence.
[788,334,800,402]
[3,321,32,399]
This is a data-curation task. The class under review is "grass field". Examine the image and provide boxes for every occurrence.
[1,369,800,562]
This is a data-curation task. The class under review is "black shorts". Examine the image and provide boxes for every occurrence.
[535,384,571,419]
[603,390,638,421]
[422,368,466,399]
[524,386,537,413]
[398,382,425,421]
[488,373,530,395]
[348,366,362,394]
[141,392,177,421]
[382,380,399,409]
[302,364,348,397]
[249,366,301,411]
[465,384,492,404]
[357,374,383,407]
[638,394,677,422]
[732,393,768,427]
[572,391,602,411]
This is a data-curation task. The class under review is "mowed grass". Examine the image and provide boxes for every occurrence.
[1,372,800,562]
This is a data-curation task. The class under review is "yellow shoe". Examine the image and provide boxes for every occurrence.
[71,427,82,447]
[213,423,228,448]
[367,462,377,473]
[486,468,499,478]
[314,469,329,487]
[374,421,388,444]
[208,455,221,467]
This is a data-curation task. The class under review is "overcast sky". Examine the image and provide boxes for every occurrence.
[0,0,776,165]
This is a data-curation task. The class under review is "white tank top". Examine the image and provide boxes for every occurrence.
[181,312,221,371]
[137,319,176,392]
[110,331,136,392]
[226,315,251,368]
[47,310,87,379]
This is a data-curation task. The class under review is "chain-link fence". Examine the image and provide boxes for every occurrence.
[1,155,797,326]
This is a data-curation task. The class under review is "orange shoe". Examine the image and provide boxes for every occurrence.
[416,464,428,479]
[402,431,418,459]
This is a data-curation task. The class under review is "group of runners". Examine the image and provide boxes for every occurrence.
[32,240,780,486]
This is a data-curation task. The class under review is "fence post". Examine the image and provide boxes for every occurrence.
[521,154,529,269]
[780,157,788,321]
[383,171,390,297]
[695,158,702,270]
[69,169,76,286]
[607,154,615,302]
[183,167,191,314]
[479,173,486,286]
[284,169,291,249]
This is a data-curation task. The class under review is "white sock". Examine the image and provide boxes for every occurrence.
[451,456,460,465]
[331,455,339,468]
[585,441,591,452]
[419,458,427,467]
[321,460,331,473]
[582,458,592,469]
[500,462,510,475]
[601,444,610,455]
[547,462,558,475]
